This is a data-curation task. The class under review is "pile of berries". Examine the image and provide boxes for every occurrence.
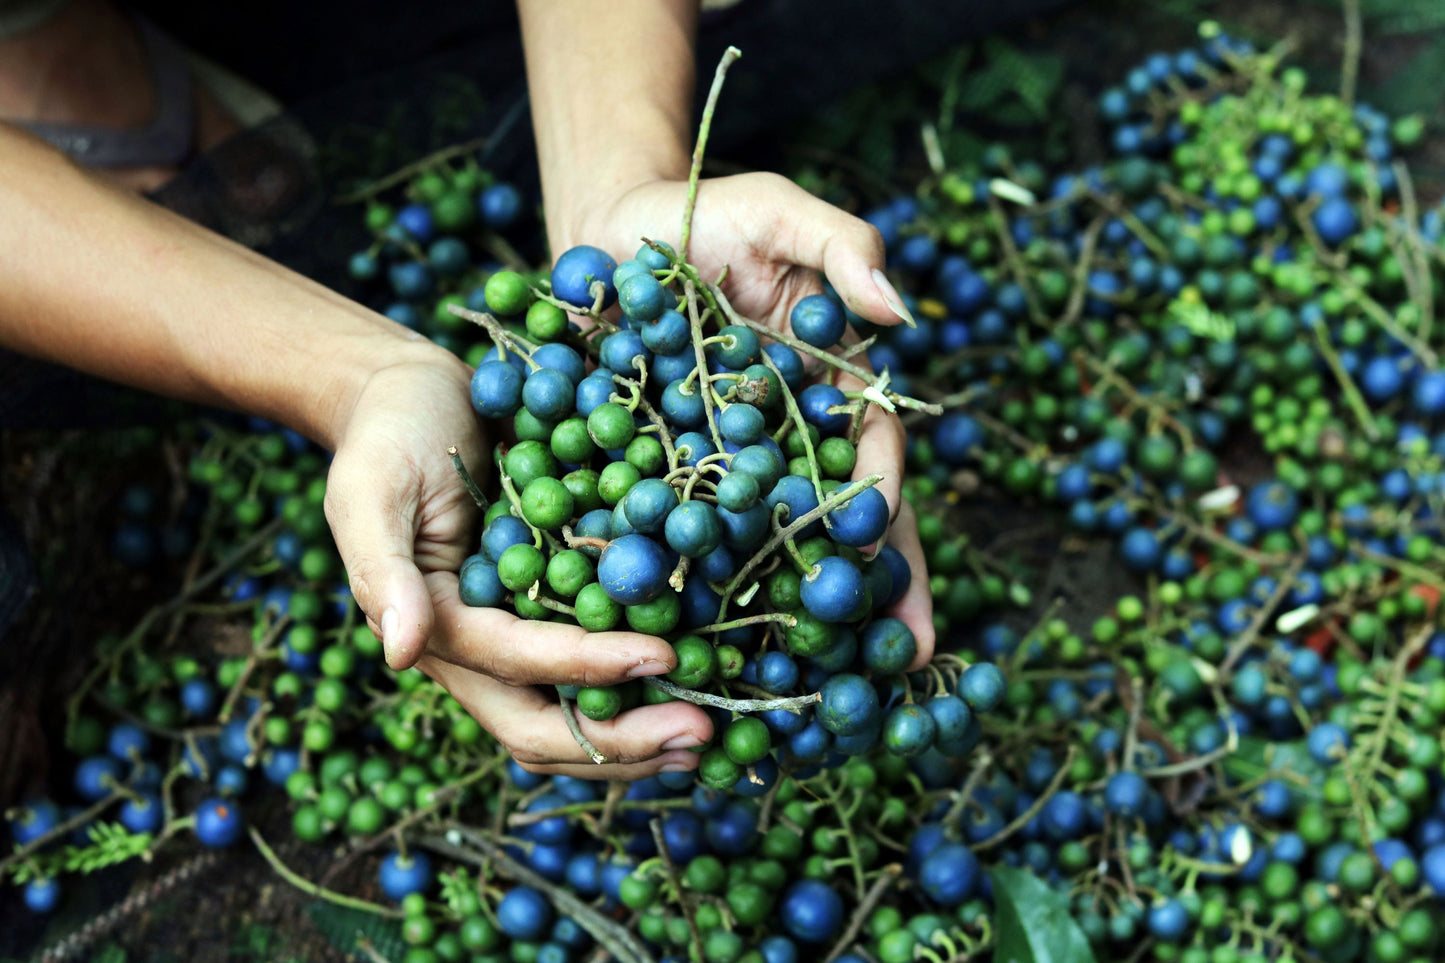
[12,23,1445,963]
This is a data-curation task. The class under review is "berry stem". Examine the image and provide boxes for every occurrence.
[417,828,656,963]
[1053,215,1108,329]
[447,446,490,511]
[642,677,819,713]
[560,526,609,552]
[446,304,543,368]
[694,611,799,634]
[1341,0,1362,107]
[649,818,705,963]
[680,46,742,265]
[560,698,606,764]
[248,825,403,918]
[217,614,292,725]
[941,750,992,838]
[760,351,826,501]
[506,796,693,828]
[0,793,124,879]
[823,863,902,963]
[1217,552,1308,677]
[684,280,728,452]
[527,592,577,618]
[333,136,489,205]
[976,745,1079,853]
[709,282,944,415]
[716,474,884,621]
[984,194,1048,324]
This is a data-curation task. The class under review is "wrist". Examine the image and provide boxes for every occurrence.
[308,322,468,452]
[545,149,689,256]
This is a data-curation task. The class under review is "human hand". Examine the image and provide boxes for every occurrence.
[323,348,713,778]
[557,172,936,667]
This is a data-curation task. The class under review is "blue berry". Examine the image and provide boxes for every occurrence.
[883,704,937,758]
[1312,196,1359,246]
[789,294,847,349]
[1147,899,1190,941]
[194,798,244,848]
[800,556,869,623]
[1307,722,1350,765]
[1103,771,1148,818]
[597,535,670,605]
[825,486,889,547]
[918,842,981,905]
[663,500,722,559]
[23,878,61,914]
[1041,790,1087,840]
[470,360,525,418]
[817,674,880,737]
[551,245,618,309]
[959,663,1006,712]
[379,851,434,901]
[780,879,843,943]
[479,183,523,228]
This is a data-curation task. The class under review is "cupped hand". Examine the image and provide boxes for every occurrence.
[323,349,712,778]
[563,172,935,666]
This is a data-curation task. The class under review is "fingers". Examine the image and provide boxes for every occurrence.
[423,572,680,688]
[886,500,936,670]
[324,456,435,671]
[758,173,913,328]
[422,656,713,778]
[831,348,906,528]
[851,397,907,528]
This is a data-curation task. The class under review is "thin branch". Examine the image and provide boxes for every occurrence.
[681,47,742,263]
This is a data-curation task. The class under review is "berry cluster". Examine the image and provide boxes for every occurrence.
[456,236,1001,783]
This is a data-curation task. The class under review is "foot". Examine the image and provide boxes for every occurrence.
[0,0,241,192]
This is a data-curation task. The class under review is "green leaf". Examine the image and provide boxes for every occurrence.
[439,868,476,918]
[956,63,1011,112]
[990,866,1097,963]
[90,946,128,963]
[980,39,1064,120]
[306,901,406,962]
[1221,737,1324,799]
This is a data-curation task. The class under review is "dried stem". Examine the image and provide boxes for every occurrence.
[448,446,489,511]
[823,865,903,963]
[650,818,704,962]
[562,699,606,764]
[643,677,820,713]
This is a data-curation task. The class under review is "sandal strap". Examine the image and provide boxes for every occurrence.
[18,16,196,168]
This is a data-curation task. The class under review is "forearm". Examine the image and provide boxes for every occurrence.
[0,124,456,448]
[517,0,697,249]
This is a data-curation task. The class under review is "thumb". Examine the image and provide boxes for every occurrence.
[324,466,435,670]
[768,176,916,329]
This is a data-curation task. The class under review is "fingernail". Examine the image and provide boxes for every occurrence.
[627,659,670,679]
[661,761,694,773]
[871,268,917,328]
[661,733,704,751]
[380,607,399,652]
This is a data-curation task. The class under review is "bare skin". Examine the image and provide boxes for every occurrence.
[0,0,935,780]
[0,0,239,191]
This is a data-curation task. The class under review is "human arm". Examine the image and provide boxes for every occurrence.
[0,123,711,777]
[517,0,936,662]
